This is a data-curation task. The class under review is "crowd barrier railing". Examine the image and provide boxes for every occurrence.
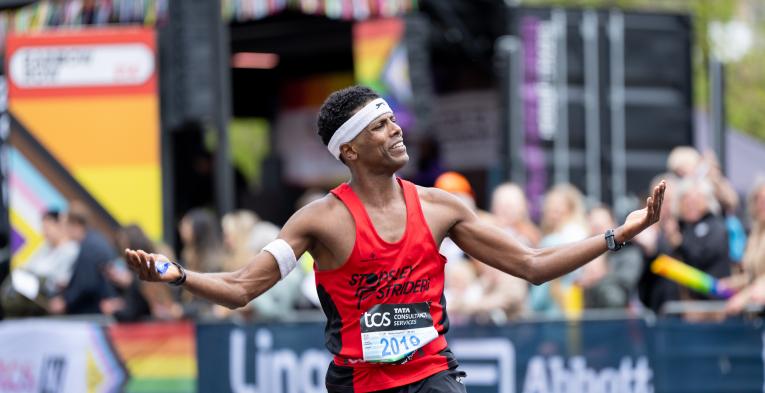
[1,314,764,393]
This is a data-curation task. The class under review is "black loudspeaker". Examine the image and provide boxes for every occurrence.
[503,7,693,212]
[158,0,233,244]
[404,13,436,135]
[159,0,230,131]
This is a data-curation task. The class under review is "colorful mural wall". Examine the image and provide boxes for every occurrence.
[5,27,162,269]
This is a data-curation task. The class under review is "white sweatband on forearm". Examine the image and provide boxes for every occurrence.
[263,239,297,279]
[327,98,392,160]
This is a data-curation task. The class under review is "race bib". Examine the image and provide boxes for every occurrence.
[360,302,439,363]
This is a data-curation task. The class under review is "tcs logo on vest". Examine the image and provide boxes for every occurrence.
[363,311,391,327]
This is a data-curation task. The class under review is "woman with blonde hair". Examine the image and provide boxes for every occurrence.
[530,183,589,317]
[539,183,588,242]
[491,182,541,247]
[220,209,281,273]
[742,179,765,279]
[218,209,296,321]
[726,179,765,313]
[221,210,258,272]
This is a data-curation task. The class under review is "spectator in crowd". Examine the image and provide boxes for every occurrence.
[666,146,701,178]
[48,201,119,315]
[178,208,225,319]
[246,212,282,258]
[530,183,589,317]
[667,146,738,213]
[490,182,541,247]
[579,206,642,309]
[635,174,681,313]
[103,225,182,321]
[22,210,80,294]
[664,177,730,300]
[539,184,589,246]
[221,210,260,273]
[434,171,477,266]
[215,209,299,321]
[434,171,497,265]
[444,257,481,325]
[739,178,765,280]
[435,171,477,211]
[1,209,79,316]
[179,208,224,273]
[726,178,765,313]
[726,274,765,314]
[462,253,529,324]
[667,146,746,263]
[471,260,528,323]
[445,212,528,325]
[436,172,529,323]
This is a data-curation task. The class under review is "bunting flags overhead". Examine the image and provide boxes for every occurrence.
[0,0,169,50]
[0,0,416,50]
[5,0,169,29]
[222,0,418,23]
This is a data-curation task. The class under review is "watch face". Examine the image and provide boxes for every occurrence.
[605,230,618,250]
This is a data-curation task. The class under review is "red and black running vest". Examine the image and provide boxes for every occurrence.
[315,178,456,392]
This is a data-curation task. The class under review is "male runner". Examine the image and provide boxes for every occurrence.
[125,85,666,393]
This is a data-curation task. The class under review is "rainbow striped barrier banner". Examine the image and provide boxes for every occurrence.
[0,320,196,393]
[108,322,197,393]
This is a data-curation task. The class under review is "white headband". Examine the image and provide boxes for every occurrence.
[327,98,392,160]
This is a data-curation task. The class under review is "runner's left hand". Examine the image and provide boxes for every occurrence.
[615,180,666,243]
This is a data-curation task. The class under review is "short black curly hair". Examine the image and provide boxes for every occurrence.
[317,85,381,146]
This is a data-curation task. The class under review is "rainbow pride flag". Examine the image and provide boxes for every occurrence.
[651,254,733,299]
[353,18,414,131]
[108,322,197,393]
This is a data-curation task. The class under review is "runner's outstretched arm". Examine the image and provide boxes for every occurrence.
[124,206,316,309]
[447,181,666,285]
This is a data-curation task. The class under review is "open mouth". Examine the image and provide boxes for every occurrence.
[390,141,405,152]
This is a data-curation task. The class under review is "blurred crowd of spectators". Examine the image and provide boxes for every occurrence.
[2,145,763,324]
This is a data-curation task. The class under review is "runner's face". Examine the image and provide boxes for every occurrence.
[350,112,408,170]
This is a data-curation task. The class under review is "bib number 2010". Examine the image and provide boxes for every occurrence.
[380,335,421,357]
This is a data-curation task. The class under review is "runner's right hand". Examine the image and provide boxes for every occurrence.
[124,249,180,283]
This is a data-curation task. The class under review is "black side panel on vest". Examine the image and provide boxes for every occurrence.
[438,292,450,334]
[317,284,344,355]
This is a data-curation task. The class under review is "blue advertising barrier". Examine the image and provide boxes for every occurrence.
[197,318,764,393]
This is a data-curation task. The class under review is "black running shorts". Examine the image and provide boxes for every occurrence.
[372,368,467,393]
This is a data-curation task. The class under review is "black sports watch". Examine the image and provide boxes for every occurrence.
[167,261,187,286]
[605,228,624,251]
